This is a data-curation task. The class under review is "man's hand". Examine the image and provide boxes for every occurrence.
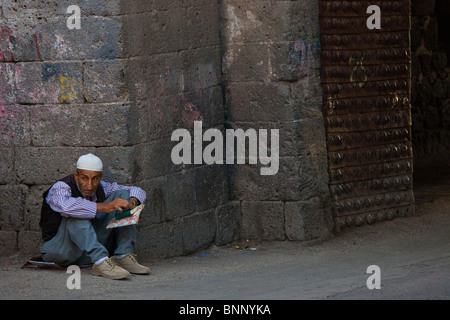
[96,198,133,214]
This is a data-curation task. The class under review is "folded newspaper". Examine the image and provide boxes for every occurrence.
[106,204,144,229]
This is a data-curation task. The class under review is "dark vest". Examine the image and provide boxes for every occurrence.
[39,174,106,242]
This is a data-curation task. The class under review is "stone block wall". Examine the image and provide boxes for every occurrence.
[411,0,450,157]
[1,0,332,258]
[220,0,333,242]
[0,1,128,256]
[0,0,232,259]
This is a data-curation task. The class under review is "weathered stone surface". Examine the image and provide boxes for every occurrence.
[0,231,17,256]
[95,146,137,184]
[18,231,42,256]
[285,198,332,241]
[15,62,83,104]
[165,171,196,221]
[194,165,228,212]
[0,63,16,103]
[136,220,183,260]
[222,43,270,82]
[15,147,95,184]
[0,185,28,231]
[182,210,216,254]
[10,16,123,61]
[230,154,328,202]
[84,60,128,103]
[29,104,134,147]
[215,201,241,246]
[25,184,51,232]
[0,147,15,184]
[134,177,167,227]
[1,0,121,18]
[241,201,285,240]
[225,82,292,122]
[0,0,335,260]
[0,105,30,147]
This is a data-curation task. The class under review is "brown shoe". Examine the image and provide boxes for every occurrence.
[92,258,130,280]
[113,253,150,275]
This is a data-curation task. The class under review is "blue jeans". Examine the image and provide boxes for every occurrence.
[40,190,136,266]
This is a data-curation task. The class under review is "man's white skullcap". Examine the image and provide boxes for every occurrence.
[77,153,103,172]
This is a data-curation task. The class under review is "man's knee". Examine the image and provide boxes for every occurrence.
[105,190,130,202]
[65,217,95,234]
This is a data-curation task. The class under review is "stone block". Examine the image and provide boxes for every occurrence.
[269,39,321,82]
[225,82,292,122]
[187,4,220,48]
[289,76,324,119]
[0,105,30,147]
[83,60,128,103]
[23,16,123,61]
[220,0,318,44]
[134,177,167,226]
[222,43,270,82]
[241,201,285,240]
[194,164,228,212]
[215,201,241,246]
[285,198,331,241]
[0,147,14,184]
[165,170,196,221]
[18,231,42,256]
[227,117,327,157]
[1,0,121,18]
[0,184,28,231]
[122,8,189,57]
[15,147,95,184]
[15,62,83,104]
[145,86,223,137]
[0,63,16,104]
[95,146,137,184]
[25,184,51,232]
[0,231,17,256]
[136,220,184,260]
[134,140,181,181]
[182,210,216,254]
[229,154,329,202]
[29,104,134,147]
[179,47,222,92]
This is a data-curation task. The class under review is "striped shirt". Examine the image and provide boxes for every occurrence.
[45,180,147,219]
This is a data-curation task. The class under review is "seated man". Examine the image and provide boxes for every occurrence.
[39,153,149,280]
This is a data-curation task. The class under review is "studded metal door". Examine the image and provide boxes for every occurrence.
[319,0,415,230]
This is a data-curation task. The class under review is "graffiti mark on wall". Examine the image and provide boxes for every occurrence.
[53,35,70,59]
[284,19,321,78]
[293,39,316,77]
[33,33,43,61]
[0,28,43,61]
[60,76,79,102]
[0,28,15,61]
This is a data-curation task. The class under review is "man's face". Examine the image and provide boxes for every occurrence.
[74,169,102,198]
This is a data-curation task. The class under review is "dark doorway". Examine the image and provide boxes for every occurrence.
[411,0,450,209]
